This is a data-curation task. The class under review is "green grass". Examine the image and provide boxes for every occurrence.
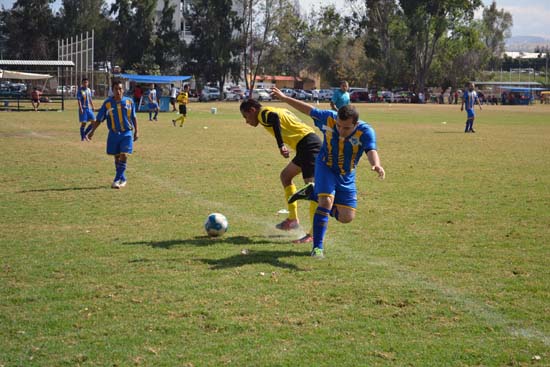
[1,101,549,366]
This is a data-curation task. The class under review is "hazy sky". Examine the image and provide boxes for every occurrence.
[1,0,549,38]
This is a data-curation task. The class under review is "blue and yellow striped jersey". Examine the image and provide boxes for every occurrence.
[310,108,377,176]
[77,87,93,109]
[463,90,478,110]
[96,96,136,133]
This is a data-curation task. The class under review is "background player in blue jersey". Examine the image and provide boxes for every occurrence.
[272,87,385,258]
[86,80,139,189]
[77,78,96,141]
[461,82,482,133]
[330,80,350,111]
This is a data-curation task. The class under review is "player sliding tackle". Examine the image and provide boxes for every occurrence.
[270,87,385,258]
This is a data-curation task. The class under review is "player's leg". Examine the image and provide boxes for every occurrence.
[469,116,476,133]
[310,163,337,257]
[153,105,159,120]
[276,162,302,231]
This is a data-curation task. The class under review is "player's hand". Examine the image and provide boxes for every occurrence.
[133,132,139,142]
[271,87,286,100]
[372,165,385,179]
[280,145,290,158]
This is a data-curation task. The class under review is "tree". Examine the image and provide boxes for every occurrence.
[398,0,482,93]
[153,0,182,73]
[1,0,58,59]
[480,1,512,69]
[187,0,242,97]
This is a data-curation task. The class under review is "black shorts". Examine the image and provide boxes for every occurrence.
[170,97,176,104]
[292,132,321,179]
[179,104,187,115]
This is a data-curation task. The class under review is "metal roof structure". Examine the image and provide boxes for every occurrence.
[0,60,75,67]
[472,81,542,86]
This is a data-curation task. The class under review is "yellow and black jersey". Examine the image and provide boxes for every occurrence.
[257,106,315,150]
[176,91,188,105]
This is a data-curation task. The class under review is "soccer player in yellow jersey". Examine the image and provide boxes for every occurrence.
[172,85,189,127]
[240,98,322,243]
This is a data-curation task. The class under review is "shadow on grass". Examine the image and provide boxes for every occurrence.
[198,249,310,271]
[124,235,287,249]
[18,185,106,193]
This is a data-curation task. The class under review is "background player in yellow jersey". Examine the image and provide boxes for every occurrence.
[240,99,322,243]
[172,85,189,127]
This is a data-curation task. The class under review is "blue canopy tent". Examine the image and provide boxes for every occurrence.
[497,86,546,105]
[114,74,192,112]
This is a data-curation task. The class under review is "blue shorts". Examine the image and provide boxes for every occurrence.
[314,162,357,209]
[79,108,96,123]
[466,109,475,119]
[107,130,133,155]
[148,102,159,110]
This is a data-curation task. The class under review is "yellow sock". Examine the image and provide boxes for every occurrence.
[284,184,298,220]
[308,200,317,235]
[179,116,186,126]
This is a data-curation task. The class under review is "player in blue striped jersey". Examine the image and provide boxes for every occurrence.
[86,80,139,189]
[77,78,96,141]
[461,82,482,133]
[271,87,385,258]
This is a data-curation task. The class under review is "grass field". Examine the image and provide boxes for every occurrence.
[1,100,549,366]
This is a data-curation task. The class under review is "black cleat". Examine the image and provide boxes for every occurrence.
[288,183,314,204]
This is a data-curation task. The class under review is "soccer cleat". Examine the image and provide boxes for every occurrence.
[172,119,176,126]
[275,218,299,231]
[292,234,313,244]
[310,247,324,258]
[118,180,127,188]
[288,183,314,204]
[111,180,120,189]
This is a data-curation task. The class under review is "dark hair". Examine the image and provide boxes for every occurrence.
[240,98,262,112]
[111,79,123,88]
[82,77,89,82]
[337,105,359,124]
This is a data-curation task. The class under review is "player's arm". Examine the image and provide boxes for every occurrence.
[271,87,313,117]
[87,104,105,140]
[266,111,289,158]
[476,95,482,110]
[132,103,139,141]
[366,150,385,179]
[460,96,465,111]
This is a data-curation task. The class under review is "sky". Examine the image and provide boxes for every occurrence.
[1,0,549,39]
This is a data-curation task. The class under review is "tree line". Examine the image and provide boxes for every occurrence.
[0,0,514,93]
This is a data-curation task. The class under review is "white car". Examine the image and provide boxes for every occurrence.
[251,89,272,101]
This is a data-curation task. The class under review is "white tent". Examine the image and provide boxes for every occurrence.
[0,69,53,80]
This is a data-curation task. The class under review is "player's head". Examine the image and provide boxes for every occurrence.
[171,84,174,88]
[82,78,89,87]
[111,79,124,101]
[340,80,349,92]
[183,84,189,91]
[240,99,262,127]
[336,105,359,136]
[468,82,475,91]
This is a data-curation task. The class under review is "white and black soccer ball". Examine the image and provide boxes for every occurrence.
[204,213,228,237]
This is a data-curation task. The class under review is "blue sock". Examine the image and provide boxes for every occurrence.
[84,124,93,135]
[154,111,158,119]
[80,126,85,139]
[313,206,331,250]
[115,161,127,182]
[149,112,152,120]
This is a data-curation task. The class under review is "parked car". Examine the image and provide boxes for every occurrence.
[250,89,272,101]
[199,87,220,102]
[280,88,296,98]
[318,89,334,101]
[224,86,244,101]
[350,89,370,102]
[294,89,312,100]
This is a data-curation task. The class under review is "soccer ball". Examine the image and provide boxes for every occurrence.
[204,213,228,237]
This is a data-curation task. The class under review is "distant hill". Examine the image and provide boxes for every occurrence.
[506,36,550,52]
